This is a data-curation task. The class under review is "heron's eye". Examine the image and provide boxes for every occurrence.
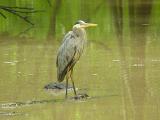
[74,21,81,25]
[74,21,79,25]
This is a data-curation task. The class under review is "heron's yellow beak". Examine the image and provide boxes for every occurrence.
[80,23,97,28]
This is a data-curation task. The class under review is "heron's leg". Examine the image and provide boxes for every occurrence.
[70,68,77,96]
[65,71,69,98]
[65,78,68,98]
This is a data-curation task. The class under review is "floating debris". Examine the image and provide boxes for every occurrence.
[0,111,27,116]
[17,72,21,74]
[3,61,19,66]
[3,60,18,64]
[28,74,33,76]
[0,99,60,109]
[131,64,144,67]
[91,73,97,76]
[151,59,160,62]
[44,82,78,95]
[1,103,18,109]
[112,59,120,62]
[71,93,90,101]
[44,82,73,90]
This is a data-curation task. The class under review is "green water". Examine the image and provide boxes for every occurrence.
[0,38,159,120]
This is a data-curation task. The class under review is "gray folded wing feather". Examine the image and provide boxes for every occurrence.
[56,31,81,82]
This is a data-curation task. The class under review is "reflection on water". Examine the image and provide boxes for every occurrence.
[0,1,160,120]
[0,38,159,120]
[109,1,158,120]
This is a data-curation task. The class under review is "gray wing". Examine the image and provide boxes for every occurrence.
[56,31,82,82]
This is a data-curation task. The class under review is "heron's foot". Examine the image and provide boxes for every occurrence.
[73,93,90,100]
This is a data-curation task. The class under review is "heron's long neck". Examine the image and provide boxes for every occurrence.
[73,28,87,40]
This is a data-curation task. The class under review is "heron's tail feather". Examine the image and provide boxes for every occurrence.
[57,69,67,82]
[57,74,65,82]
[57,58,76,82]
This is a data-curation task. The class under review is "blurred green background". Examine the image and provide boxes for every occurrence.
[0,0,158,43]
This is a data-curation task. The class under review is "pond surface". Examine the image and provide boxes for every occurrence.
[0,38,159,120]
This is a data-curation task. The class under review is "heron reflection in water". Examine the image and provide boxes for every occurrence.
[56,20,97,98]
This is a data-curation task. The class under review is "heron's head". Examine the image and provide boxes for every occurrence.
[73,20,97,29]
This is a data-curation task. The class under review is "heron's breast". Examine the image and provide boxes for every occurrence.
[77,37,86,49]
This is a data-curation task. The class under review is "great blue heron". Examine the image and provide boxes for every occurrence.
[56,20,97,98]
